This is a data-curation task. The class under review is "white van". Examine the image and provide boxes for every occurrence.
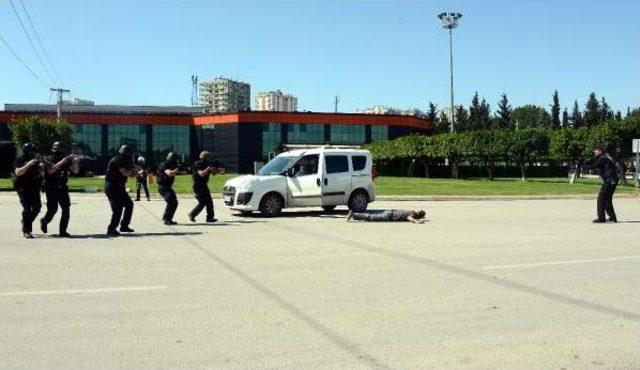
[222,148,375,217]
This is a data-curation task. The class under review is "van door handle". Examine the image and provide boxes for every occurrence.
[324,178,328,186]
[316,178,321,187]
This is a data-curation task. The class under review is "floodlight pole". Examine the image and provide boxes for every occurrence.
[438,12,462,133]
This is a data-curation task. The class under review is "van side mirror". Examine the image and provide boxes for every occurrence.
[286,167,296,177]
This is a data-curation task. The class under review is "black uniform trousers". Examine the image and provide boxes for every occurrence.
[17,189,41,234]
[597,178,618,221]
[106,187,133,231]
[190,186,214,220]
[158,186,178,222]
[136,177,150,200]
[42,186,71,233]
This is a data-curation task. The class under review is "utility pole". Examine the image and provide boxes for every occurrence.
[438,12,462,133]
[191,75,199,107]
[334,95,340,113]
[50,87,70,121]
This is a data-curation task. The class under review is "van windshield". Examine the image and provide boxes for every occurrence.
[258,155,296,175]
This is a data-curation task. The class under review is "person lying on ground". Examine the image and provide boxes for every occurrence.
[347,209,426,224]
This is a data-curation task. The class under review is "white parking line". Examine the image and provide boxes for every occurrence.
[482,255,640,270]
[0,286,167,297]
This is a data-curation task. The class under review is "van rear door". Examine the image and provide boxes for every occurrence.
[350,153,371,192]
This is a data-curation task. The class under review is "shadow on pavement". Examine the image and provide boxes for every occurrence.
[236,210,352,219]
[176,223,235,227]
[63,231,203,239]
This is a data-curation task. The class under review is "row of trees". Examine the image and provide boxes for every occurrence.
[368,110,640,182]
[427,91,628,134]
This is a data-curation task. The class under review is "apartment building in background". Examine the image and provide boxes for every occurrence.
[199,77,251,112]
[358,105,425,117]
[256,90,298,112]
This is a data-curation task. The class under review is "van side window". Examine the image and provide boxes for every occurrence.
[293,154,319,176]
[325,155,349,174]
[352,156,367,171]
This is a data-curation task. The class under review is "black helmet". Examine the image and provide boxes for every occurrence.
[22,142,37,155]
[51,141,67,154]
[166,152,177,162]
[118,145,132,156]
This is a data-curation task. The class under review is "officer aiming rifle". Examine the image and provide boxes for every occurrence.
[188,151,219,223]
[40,141,82,237]
[13,142,44,238]
[105,145,141,236]
[157,152,188,225]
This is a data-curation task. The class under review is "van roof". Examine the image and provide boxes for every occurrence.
[280,148,371,156]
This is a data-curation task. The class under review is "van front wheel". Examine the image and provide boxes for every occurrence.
[348,191,368,212]
[259,193,283,217]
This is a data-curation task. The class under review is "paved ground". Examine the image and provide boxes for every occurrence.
[0,192,638,369]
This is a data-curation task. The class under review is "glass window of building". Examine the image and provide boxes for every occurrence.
[371,125,389,142]
[329,124,365,145]
[73,124,102,156]
[152,125,190,163]
[200,124,215,151]
[287,123,324,144]
[107,124,146,155]
[262,123,281,160]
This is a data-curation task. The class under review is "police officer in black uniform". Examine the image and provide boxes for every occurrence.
[13,142,43,238]
[105,145,139,236]
[135,156,151,201]
[583,146,620,223]
[157,152,186,225]
[188,151,217,223]
[40,141,80,237]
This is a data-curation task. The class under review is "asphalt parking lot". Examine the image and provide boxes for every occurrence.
[0,193,638,369]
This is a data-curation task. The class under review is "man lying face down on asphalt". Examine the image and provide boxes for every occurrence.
[347,209,427,224]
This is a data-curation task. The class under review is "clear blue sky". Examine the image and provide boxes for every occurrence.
[1,0,638,113]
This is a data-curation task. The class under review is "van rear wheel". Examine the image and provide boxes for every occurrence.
[259,193,283,217]
[348,191,368,212]
[321,205,336,212]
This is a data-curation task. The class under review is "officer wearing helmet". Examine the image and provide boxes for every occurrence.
[188,151,218,223]
[105,144,139,236]
[13,142,44,238]
[156,152,186,225]
[40,141,81,237]
[135,156,151,202]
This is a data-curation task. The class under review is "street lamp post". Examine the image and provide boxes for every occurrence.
[438,12,462,133]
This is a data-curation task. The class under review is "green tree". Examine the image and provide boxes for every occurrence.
[433,132,472,179]
[454,106,469,132]
[470,130,509,180]
[615,111,622,121]
[468,92,481,130]
[8,116,74,154]
[551,90,561,129]
[512,105,551,129]
[562,108,569,127]
[571,100,584,128]
[468,92,492,131]
[505,128,549,181]
[549,127,590,183]
[428,102,446,134]
[584,92,600,127]
[495,93,513,130]
[599,96,613,122]
[440,113,451,134]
